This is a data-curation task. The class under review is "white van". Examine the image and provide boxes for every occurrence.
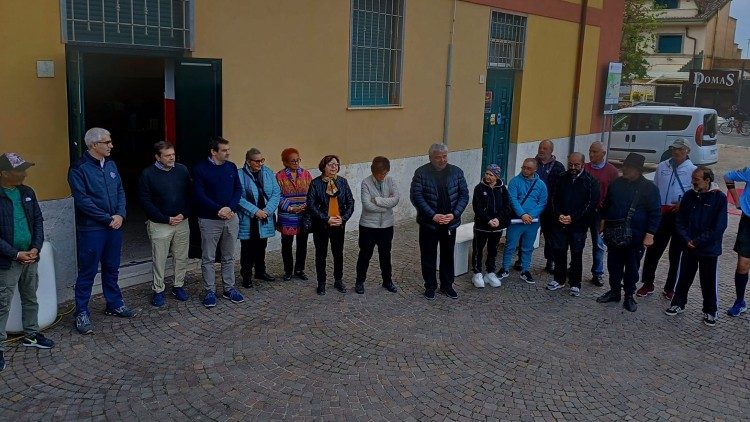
[608,106,719,165]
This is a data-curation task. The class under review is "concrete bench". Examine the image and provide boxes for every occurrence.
[451,221,541,276]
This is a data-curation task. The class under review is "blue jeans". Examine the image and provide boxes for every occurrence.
[502,222,540,272]
[75,229,124,315]
[589,213,605,276]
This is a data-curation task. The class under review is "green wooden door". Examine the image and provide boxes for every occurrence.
[66,47,86,163]
[482,70,514,176]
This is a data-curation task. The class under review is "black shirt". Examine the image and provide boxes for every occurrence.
[138,163,191,224]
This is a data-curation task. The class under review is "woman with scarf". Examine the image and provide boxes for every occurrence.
[306,155,355,295]
[276,148,313,281]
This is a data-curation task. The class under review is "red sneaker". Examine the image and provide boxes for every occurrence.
[636,284,655,297]
[663,290,675,300]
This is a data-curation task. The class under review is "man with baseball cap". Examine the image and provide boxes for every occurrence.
[0,153,54,371]
[637,139,696,300]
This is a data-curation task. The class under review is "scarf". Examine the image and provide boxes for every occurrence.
[322,175,338,197]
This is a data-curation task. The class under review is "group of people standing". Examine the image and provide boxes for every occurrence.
[0,129,748,372]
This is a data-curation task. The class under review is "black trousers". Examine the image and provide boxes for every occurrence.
[607,243,645,296]
[550,226,587,288]
[471,230,502,273]
[641,212,684,291]
[355,226,394,284]
[240,238,268,279]
[313,227,345,285]
[671,252,718,314]
[281,231,308,274]
[418,226,456,291]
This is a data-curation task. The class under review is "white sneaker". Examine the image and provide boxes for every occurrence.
[472,272,485,288]
[485,272,502,288]
[547,280,563,291]
[570,287,581,297]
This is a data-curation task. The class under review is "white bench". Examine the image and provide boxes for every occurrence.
[451,221,541,276]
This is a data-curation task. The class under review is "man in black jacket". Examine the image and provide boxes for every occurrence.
[546,152,599,297]
[410,143,469,300]
[138,142,191,308]
[596,153,661,312]
[0,153,54,372]
[665,167,727,326]
[535,140,566,273]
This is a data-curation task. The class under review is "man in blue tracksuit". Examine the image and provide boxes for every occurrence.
[665,167,727,326]
[68,128,134,335]
[500,158,548,284]
[410,143,469,300]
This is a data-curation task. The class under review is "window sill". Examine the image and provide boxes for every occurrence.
[347,106,404,111]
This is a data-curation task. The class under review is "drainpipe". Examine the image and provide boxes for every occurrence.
[442,0,457,146]
[569,0,588,154]
[686,27,698,106]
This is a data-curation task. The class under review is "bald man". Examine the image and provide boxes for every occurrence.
[583,142,619,286]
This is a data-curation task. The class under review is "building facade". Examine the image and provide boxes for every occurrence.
[0,0,625,302]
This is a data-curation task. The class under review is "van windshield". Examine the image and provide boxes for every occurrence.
[703,114,717,137]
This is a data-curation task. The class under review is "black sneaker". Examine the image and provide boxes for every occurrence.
[623,296,638,312]
[295,271,309,281]
[334,280,347,293]
[316,284,326,295]
[382,282,398,293]
[520,271,535,284]
[282,273,293,281]
[424,289,436,300]
[256,272,276,282]
[596,290,621,303]
[75,311,94,335]
[591,274,604,287]
[105,305,136,318]
[0,351,5,371]
[355,282,365,294]
[439,286,459,299]
[241,277,253,288]
[22,333,55,349]
[703,313,717,327]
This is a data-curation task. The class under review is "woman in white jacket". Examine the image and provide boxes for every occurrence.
[355,157,400,294]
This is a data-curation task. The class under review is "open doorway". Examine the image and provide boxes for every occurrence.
[83,53,165,264]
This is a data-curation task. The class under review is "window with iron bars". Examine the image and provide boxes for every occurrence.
[488,12,526,70]
[349,0,404,107]
[62,0,192,50]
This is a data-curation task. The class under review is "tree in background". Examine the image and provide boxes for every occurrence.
[620,0,662,82]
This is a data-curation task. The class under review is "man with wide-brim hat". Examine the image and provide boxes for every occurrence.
[596,153,661,312]
[637,139,696,300]
[0,152,55,372]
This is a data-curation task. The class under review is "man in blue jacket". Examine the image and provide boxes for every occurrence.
[410,143,469,300]
[193,137,244,308]
[68,128,134,335]
[597,153,661,312]
[499,158,548,284]
[0,153,54,371]
[665,167,727,326]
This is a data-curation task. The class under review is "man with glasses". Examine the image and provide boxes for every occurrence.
[546,152,599,297]
[192,137,244,308]
[68,128,134,335]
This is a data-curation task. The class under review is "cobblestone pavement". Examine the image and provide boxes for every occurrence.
[2,144,750,421]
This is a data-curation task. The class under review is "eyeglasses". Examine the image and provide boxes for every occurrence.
[249,158,265,164]
[289,158,302,164]
[96,141,113,146]
[326,162,340,168]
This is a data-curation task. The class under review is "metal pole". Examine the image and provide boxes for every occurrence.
[442,0,457,146]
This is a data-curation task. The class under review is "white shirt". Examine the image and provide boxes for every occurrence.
[653,158,696,206]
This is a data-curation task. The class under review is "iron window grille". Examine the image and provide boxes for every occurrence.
[61,0,193,50]
[349,0,405,107]
[488,11,526,70]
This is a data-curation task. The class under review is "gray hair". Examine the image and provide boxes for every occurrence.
[568,152,585,162]
[84,127,111,148]
[522,157,538,168]
[539,139,554,151]
[245,148,262,160]
[428,143,448,156]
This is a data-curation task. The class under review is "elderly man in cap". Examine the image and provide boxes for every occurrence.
[597,153,661,312]
[0,153,54,371]
[637,139,696,300]
[68,128,134,335]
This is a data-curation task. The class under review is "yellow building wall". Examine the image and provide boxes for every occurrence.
[512,15,599,143]
[192,0,486,168]
[0,0,69,200]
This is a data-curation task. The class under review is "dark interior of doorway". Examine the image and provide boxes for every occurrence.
[84,53,164,264]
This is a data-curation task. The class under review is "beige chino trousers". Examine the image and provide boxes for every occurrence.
[146,219,190,293]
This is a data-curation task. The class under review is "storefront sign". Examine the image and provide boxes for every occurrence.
[690,70,739,89]
[604,62,622,115]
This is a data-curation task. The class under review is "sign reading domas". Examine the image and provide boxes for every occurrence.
[689,70,739,90]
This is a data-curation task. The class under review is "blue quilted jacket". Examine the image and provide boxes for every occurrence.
[410,163,469,231]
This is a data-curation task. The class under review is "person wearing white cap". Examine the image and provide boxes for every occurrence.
[637,138,696,300]
[0,152,55,372]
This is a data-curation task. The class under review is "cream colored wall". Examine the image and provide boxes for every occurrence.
[512,16,599,143]
[0,1,69,200]
[192,0,488,169]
